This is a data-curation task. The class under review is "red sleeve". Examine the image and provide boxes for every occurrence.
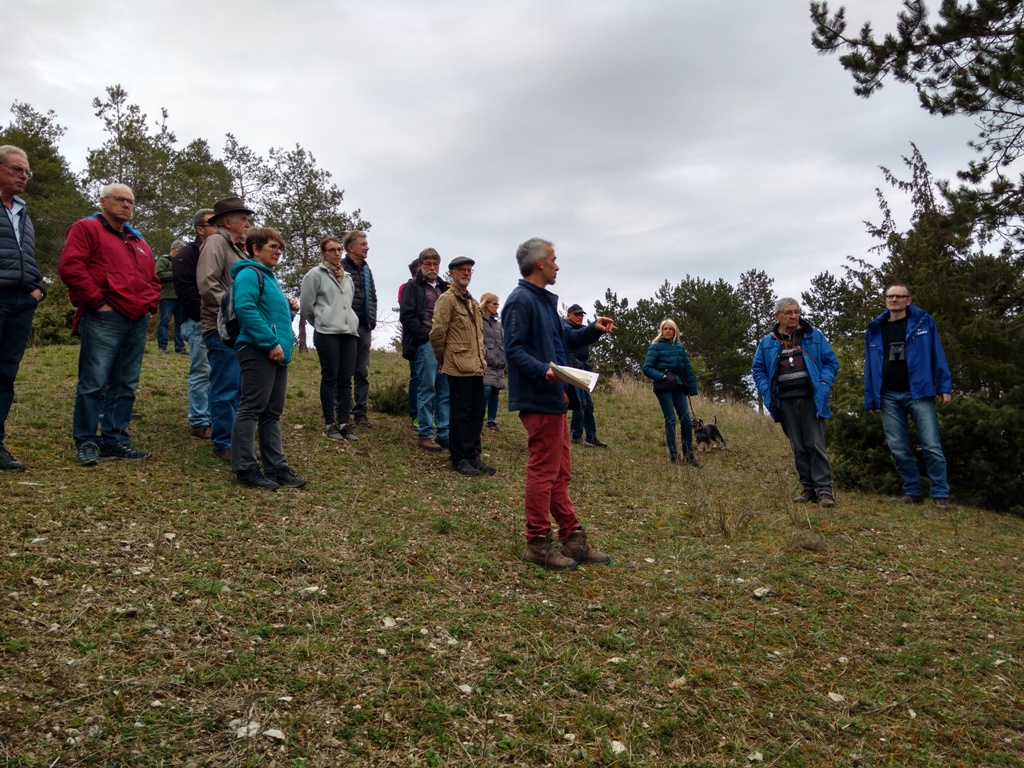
[58,221,104,310]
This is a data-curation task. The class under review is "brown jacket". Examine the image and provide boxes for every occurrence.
[196,230,245,337]
[429,286,486,377]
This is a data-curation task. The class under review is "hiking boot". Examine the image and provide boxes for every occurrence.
[269,468,307,488]
[323,422,345,441]
[561,527,611,565]
[523,531,578,571]
[682,453,700,467]
[418,438,442,452]
[589,437,608,448]
[934,497,950,511]
[473,457,497,476]
[436,437,450,449]
[890,494,925,504]
[190,425,212,439]
[212,448,232,463]
[339,424,358,441]
[451,459,481,476]
[793,489,817,504]
[236,468,279,491]
[0,445,26,472]
[353,413,373,428]
[571,436,588,446]
[818,492,835,509]
[76,442,100,467]
[486,421,499,431]
[99,442,151,460]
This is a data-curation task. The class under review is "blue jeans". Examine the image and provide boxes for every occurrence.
[880,391,949,499]
[204,332,241,451]
[483,384,500,424]
[72,309,149,447]
[570,387,597,440]
[157,298,184,351]
[654,387,693,459]
[778,396,833,495]
[408,360,419,420]
[413,342,449,440]
[180,319,210,427]
[0,290,38,443]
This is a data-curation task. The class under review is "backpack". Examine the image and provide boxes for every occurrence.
[218,263,264,348]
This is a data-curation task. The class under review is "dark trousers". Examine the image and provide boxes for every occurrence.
[0,290,38,443]
[352,324,371,417]
[570,386,597,440]
[231,346,289,474]
[778,396,833,495]
[314,330,358,425]
[448,375,485,464]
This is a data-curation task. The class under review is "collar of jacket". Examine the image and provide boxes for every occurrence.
[88,212,146,241]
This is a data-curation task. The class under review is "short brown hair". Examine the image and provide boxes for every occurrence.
[320,236,341,253]
[244,226,284,257]
[418,248,441,265]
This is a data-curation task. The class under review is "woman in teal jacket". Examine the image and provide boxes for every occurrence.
[230,227,305,491]
[643,318,699,464]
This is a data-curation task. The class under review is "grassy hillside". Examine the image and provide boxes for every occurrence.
[1,344,1021,766]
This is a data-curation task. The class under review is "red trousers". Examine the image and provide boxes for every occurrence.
[519,411,580,542]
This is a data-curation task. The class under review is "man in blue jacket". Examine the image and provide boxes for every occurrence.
[865,284,952,510]
[0,146,45,471]
[502,238,615,570]
[752,298,839,508]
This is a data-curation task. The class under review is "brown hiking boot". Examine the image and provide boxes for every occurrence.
[818,492,835,509]
[792,489,817,504]
[523,531,578,571]
[890,494,925,504]
[418,438,442,452]
[560,527,611,565]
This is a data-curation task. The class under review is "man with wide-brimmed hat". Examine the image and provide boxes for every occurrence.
[196,196,254,461]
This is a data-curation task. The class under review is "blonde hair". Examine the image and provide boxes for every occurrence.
[652,318,680,344]
[480,292,499,305]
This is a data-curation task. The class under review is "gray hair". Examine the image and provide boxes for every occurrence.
[343,230,366,251]
[0,145,28,164]
[99,183,132,199]
[774,297,800,314]
[515,237,553,277]
[170,239,186,251]
[193,208,214,228]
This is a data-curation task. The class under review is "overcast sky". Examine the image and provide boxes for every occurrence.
[5,0,979,342]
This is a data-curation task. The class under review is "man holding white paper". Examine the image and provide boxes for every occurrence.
[502,238,616,571]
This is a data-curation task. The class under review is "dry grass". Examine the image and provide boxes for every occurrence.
[1,347,1022,766]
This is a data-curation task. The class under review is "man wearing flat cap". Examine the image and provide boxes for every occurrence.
[196,196,254,461]
[429,256,493,476]
[562,303,608,448]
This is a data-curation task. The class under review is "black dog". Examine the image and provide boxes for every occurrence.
[692,416,727,451]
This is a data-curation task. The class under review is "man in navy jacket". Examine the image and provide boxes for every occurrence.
[865,284,952,509]
[502,238,615,571]
[0,146,45,471]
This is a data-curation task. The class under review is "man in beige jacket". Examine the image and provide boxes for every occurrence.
[429,256,493,476]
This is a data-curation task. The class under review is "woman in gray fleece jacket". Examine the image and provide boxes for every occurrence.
[300,238,361,441]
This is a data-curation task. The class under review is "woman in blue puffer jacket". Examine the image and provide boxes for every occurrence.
[230,227,305,491]
[643,318,699,464]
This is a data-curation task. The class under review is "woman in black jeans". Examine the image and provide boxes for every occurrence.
[300,237,361,441]
[642,318,699,465]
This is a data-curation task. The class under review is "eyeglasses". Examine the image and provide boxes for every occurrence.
[106,195,135,206]
[324,247,343,254]
[452,267,474,274]
[200,221,216,228]
[885,294,910,300]
[266,243,284,252]
[1,163,32,178]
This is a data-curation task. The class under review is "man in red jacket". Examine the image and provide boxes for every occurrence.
[58,184,160,467]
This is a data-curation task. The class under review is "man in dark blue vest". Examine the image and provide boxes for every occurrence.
[0,146,45,471]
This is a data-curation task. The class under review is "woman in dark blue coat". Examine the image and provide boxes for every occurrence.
[643,319,699,464]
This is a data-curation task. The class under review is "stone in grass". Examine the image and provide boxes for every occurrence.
[747,752,764,763]
[610,740,626,755]
[752,587,771,600]
[297,586,322,599]
[263,729,285,742]
[229,720,261,739]
[667,676,687,689]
